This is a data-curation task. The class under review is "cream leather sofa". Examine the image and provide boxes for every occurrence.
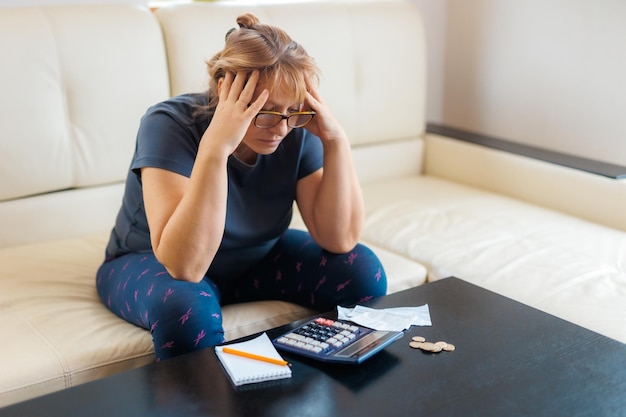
[1,0,625,408]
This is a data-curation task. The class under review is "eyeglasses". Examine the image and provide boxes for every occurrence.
[254,111,316,129]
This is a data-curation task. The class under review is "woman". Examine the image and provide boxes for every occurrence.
[96,13,387,361]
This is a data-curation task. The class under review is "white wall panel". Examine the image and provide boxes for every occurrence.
[440,0,626,167]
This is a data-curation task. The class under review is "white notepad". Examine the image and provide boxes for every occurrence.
[215,333,292,386]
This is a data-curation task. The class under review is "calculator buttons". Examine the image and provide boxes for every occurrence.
[274,317,367,353]
[273,316,404,364]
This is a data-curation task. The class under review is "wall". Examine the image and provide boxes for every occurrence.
[415,0,626,168]
[409,0,447,125]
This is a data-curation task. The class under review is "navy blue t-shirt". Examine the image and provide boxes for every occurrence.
[106,93,323,280]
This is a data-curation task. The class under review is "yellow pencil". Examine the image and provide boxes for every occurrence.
[222,347,290,367]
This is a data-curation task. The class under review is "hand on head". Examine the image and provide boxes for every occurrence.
[302,73,346,143]
[203,70,269,156]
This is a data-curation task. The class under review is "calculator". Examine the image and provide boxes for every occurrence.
[272,317,404,364]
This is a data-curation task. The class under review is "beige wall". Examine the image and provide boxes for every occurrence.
[410,0,447,125]
[413,0,626,167]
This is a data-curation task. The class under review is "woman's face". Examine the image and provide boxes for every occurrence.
[238,84,302,158]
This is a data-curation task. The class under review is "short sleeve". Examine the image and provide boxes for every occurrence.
[297,129,324,179]
[131,97,205,178]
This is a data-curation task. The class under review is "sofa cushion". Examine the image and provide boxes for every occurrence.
[361,175,626,344]
[0,234,152,406]
[0,5,169,202]
[0,234,307,406]
[0,184,124,249]
[0,228,425,407]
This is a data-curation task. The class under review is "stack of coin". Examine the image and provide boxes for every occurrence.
[409,336,455,353]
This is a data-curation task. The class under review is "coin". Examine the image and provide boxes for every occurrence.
[409,338,455,353]
[419,342,437,352]
[442,343,456,352]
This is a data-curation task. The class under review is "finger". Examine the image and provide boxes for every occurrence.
[218,71,234,101]
[304,72,321,99]
[234,70,249,86]
[238,70,260,104]
[226,70,248,101]
[304,90,320,112]
[247,88,269,114]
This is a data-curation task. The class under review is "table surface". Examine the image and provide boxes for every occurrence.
[2,277,626,417]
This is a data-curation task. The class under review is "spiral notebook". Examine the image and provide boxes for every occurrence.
[215,333,292,386]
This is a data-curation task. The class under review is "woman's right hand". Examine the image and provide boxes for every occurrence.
[144,71,268,283]
[201,70,269,156]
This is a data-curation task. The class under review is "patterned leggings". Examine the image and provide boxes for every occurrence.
[96,229,387,361]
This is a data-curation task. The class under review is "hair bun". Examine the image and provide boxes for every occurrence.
[236,13,260,29]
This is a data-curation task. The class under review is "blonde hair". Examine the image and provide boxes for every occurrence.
[204,13,320,109]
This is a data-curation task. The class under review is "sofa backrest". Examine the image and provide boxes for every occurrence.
[154,0,426,183]
[0,0,426,248]
[0,4,170,200]
[0,5,170,247]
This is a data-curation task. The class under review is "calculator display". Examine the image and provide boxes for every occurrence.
[334,331,394,359]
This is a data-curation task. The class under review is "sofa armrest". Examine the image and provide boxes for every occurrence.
[424,132,626,232]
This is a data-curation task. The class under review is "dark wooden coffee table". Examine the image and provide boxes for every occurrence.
[2,277,625,417]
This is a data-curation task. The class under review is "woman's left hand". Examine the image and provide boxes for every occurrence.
[302,73,348,144]
[296,72,364,254]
